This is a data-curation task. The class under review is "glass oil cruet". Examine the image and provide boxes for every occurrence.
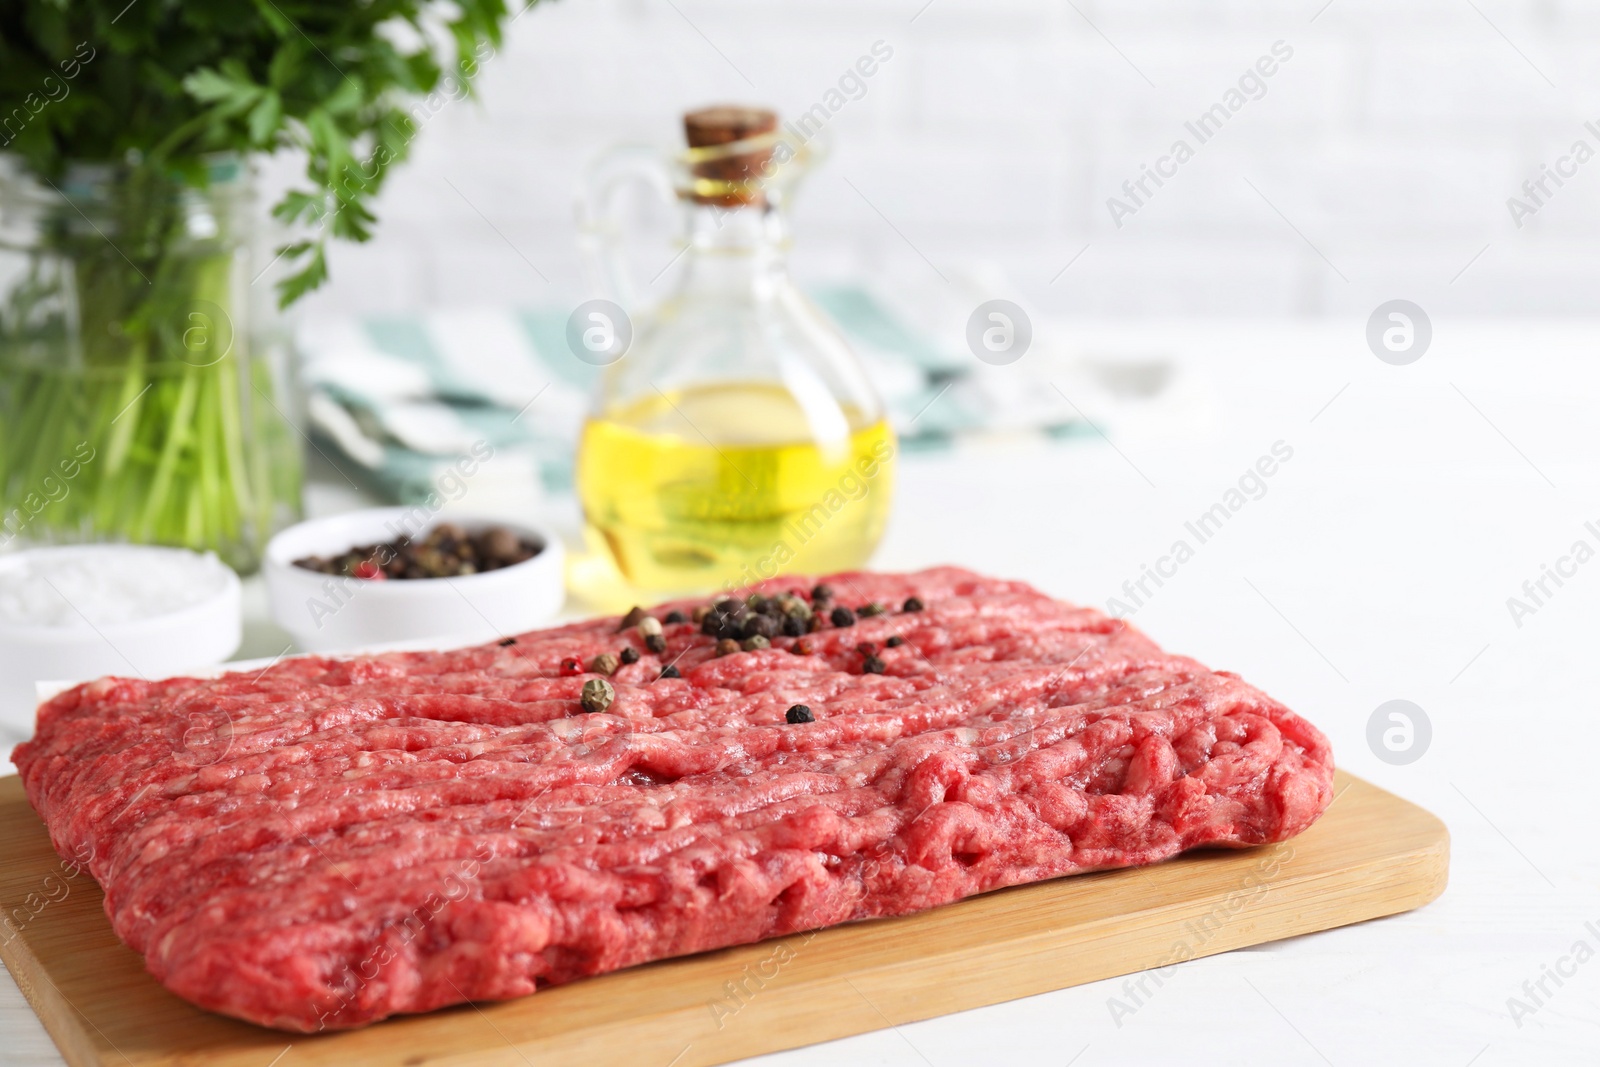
[573,105,895,595]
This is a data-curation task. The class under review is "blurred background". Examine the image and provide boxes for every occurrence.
[286,0,1600,321]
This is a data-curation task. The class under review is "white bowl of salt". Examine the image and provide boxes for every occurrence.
[0,545,240,745]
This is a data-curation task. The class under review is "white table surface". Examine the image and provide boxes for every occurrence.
[5,320,1598,1065]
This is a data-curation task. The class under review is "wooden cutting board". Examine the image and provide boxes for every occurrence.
[0,770,1446,1067]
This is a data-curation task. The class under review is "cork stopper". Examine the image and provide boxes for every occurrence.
[683,105,780,207]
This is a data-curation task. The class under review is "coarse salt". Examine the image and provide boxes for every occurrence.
[0,547,231,628]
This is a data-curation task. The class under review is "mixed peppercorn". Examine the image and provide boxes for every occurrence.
[293,522,542,580]
[548,584,929,717]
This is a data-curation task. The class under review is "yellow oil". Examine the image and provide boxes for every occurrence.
[576,383,895,592]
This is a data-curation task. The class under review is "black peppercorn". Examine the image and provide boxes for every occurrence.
[858,603,885,617]
[830,606,855,627]
[645,633,667,654]
[811,584,832,602]
[886,635,904,647]
[862,655,886,674]
[786,704,814,724]
[782,615,805,637]
[743,613,778,640]
[715,598,740,616]
[498,637,516,647]
[664,610,686,624]
[902,596,924,613]
[659,664,680,679]
[620,647,640,665]
[702,603,744,640]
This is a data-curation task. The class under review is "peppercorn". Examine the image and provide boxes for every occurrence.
[664,610,686,624]
[498,637,516,647]
[830,606,855,627]
[292,522,541,580]
[704,602,743,637]
[781,615,805,638]
[716,638,740,656]
[559,657,583,677]
[859,603,886,617]
[591,652,620,675]
[747,593,767,613]
[645,633,667,654]
[692,604,712,624]
[580,678,615,714]
[742,635,770,651]
[619,606,646,631]
[856,641,877,656]
[811,584,832,602]
[807,614,825,633]
[786,704,814,724]
[637,615,663,637]
[793,638,814,656]
[659,664,680,679]
[902,596,925,613]
[785,598,812,620]
[886,635,904,647]
[620,647,640,665]
[862,655,886,674]
[760,597,785,618]
[743,613,778,640]
[480,526,523,564]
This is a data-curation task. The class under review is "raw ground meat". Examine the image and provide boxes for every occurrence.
[13,567,1333,1032]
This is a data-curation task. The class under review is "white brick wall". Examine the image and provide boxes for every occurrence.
[279,0,1600,319]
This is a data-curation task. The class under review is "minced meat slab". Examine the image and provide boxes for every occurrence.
[13,567,1333,1032]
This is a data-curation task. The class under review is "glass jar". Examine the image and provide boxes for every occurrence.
[574,107,895,595]
[0,156,302,573]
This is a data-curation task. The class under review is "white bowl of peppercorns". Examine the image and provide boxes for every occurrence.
[263,507,564,652]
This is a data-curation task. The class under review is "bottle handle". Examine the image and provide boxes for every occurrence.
[576,144,681,314]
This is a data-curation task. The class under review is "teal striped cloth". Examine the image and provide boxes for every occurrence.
[298,285,1085,504]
